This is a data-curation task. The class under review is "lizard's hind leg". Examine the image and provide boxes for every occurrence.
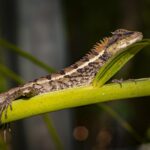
[0,87,22,122]
[0,98,12,121]
[0,94,13,122]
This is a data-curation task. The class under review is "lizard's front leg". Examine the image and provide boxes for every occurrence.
[0,83,43,120]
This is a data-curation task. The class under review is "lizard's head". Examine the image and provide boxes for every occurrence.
[107,29,143,55]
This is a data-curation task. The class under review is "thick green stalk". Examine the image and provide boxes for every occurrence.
[2,78,150,124]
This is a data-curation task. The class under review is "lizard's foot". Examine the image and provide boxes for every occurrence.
[126,78,137,84]
[0,96,13,122]
[111,78,124,87]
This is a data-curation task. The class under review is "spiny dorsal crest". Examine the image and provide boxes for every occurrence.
[93,37,110,52]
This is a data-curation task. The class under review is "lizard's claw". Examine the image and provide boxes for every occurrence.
[0,94,13,122]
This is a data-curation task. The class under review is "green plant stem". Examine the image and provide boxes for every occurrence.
[2,78,150,124]
[98,104,145,143]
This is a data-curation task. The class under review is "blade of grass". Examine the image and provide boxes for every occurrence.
[43,115,64,150]
[0,75,7,92]
[0,39,55,73]
[97,104,146,143]
[0,63,23,84]
[0,136,7,150]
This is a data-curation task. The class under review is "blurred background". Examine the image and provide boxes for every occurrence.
[0,0,150,150]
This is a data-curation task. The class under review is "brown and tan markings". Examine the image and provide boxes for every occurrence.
[0,29,143,119]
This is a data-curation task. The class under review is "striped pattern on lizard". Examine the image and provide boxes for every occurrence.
[0,29,143,119]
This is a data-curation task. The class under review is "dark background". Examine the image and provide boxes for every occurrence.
[0,0,150,150]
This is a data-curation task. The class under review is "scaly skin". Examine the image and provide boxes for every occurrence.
[0,29,143,119]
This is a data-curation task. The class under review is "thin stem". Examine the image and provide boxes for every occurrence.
[98,104,146,143]
[0,39,55,73]
[43,114,64,150]
[0,63,23,84]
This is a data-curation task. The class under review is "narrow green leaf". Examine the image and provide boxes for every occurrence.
[93,40,150,87]
[43,115,64,150]
[0,39,55,73]
[98,104,146,143]
[0,63,23,84]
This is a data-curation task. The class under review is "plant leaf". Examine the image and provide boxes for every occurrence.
[0,39,55,73]
[0,63,23,84]
[93,39,150,87]
[97,104,145,143]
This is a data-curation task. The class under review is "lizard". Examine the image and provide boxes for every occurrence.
[0,29,143,120]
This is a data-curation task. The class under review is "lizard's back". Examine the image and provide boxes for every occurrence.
[0,29,143,119]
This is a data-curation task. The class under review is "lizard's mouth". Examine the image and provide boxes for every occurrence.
[126,31,143,47]
[133,31,143,41]
[120,31,143,49]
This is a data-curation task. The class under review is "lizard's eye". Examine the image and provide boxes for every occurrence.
[123,31,134,35]
[108,35,118,46]
[112,29,134,36]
